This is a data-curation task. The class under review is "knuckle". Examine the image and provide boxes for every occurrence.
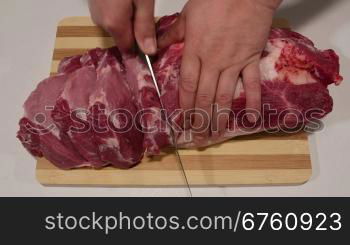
[216,93,232,105]
[102,17,123,33]
[181,75,198,93]
[196,93,213,108]
[245,79,261,91]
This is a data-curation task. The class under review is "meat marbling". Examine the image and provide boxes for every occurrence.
[17,14,343,169]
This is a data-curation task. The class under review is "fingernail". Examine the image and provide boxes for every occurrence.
[143,37,157,55]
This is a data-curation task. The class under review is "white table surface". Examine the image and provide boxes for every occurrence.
[0,0,349,197]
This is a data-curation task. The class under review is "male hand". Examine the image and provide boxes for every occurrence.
[158,0,282,143]
[89,0,157,54]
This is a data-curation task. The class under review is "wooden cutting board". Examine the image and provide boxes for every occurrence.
[36,17,312,186]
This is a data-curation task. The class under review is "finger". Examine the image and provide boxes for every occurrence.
[212,67,239,137]
[110,24,134,53]
[134,0,157,55]
[179,49,201,130]
[242,61,261,123]
[157,14,185,49]
[192,65,220,142]
[102,3,134,53]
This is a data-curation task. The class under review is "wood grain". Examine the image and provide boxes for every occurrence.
[36,16,312,187]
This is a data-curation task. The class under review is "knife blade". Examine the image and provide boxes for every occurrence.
[144,55,193,197]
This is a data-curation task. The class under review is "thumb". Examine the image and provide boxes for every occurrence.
[134,0,157,55]
[157,14,185,50]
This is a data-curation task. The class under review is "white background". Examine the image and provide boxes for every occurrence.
[0,0,349,197]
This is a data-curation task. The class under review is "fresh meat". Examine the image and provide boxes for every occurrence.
[52,65,102,167]
[17,14,343,169]
[17,75,88,169]
[124,56,173,154]
[88,48,144,168]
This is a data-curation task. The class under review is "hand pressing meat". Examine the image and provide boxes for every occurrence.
[88,0,157,54]
[158,0,283,144]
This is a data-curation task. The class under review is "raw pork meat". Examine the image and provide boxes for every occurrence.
[18,75,88,168]
[17,14,343,169]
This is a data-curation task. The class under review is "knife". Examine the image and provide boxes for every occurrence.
[144,55,193,197]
